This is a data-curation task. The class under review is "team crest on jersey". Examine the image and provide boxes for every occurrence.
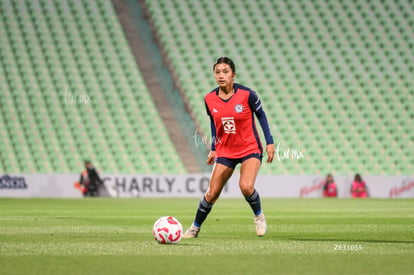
[234,104,243,113]
[221,117,236,134]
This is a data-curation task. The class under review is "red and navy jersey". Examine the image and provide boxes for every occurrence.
[204,83,274,159]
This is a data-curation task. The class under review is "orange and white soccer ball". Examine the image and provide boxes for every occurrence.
[152,216,183,244]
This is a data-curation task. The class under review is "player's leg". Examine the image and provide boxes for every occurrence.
[183,162,234,238]
[195,163,233,226]
[239,155,267,237]
[204,162,234,203]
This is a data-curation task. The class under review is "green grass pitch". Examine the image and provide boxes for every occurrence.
[0,198,413,274]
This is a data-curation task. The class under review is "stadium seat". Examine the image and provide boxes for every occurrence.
[0,0,186,174]
[143,0,413,175]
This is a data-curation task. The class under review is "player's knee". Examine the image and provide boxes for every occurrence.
[239,183,254,197]
[205,190,220,203]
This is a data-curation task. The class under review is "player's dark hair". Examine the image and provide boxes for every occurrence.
[213,57,236,73]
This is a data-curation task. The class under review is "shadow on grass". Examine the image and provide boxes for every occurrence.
[177,243,203,246]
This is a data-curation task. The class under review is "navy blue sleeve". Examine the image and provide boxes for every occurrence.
[210,116,217,151]
[248,91,274,145]
[205,100,217,151]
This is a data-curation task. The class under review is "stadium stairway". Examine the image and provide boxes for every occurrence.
[111,0,205,173]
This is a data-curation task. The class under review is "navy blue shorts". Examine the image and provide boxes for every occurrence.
[215,153,263,169]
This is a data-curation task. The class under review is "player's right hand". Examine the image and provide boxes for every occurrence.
[266,144,275,163]
[206,151,216,165]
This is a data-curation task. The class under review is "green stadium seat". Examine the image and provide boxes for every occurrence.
[144,0,413,175]
[0,0,186,174]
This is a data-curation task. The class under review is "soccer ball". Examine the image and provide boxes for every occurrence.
[152,216,183,244]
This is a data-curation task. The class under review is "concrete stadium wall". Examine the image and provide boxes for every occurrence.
[1,174,413,199]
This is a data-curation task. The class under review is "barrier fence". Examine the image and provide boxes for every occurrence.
[1,174,413,198]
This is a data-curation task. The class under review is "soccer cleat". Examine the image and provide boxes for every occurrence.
[254,213,267,237]
[182,225,200,239]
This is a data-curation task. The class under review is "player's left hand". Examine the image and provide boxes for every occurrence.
[266,144,275,163]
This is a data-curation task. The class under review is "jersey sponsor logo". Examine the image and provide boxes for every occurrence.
[221,117,236,134]
[234,104,243,113]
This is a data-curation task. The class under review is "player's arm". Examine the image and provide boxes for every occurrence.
[248,91,275,163]
[205,101,216,165]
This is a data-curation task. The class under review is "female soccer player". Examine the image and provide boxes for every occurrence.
[183,57,275,238]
